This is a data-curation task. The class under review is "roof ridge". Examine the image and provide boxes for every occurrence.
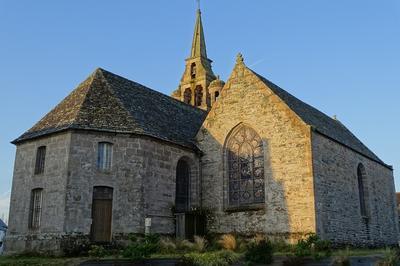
[97,68,206,115]
[24,70,98,134]
[94,68,141,130]
[246,67,388,168]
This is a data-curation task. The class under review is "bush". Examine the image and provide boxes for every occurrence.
[88,245,107,258]
[244,239,273,264]
[183,250,240,266]
[293,233,332,260]
[376,248,400,266]
[159,237,177,254]
[193,236,208,253]
[218,234,237,251]
[271,239,292,253]
[176,239,196,252]
[122,234,160,260]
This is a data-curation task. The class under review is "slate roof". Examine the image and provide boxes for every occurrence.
[13,68,207,148]
[250,69,389,168]
[14,66,389,168]
[0,219,6,230]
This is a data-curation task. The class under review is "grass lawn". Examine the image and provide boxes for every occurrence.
[0,248,391,265]
[0,255,88,266]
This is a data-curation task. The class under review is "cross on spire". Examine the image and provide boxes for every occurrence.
[197,0,201,10]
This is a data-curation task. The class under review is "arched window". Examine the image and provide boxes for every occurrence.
[226,125,264,207]
[184,88,191,104]
[357,164,368,217]
[175,159,190,213]
[214,91,220,101]
[29,188,43,229]
[97,142,113,171]
[194,85,203,106]
[190,63,196,79]
[34,146,46,175]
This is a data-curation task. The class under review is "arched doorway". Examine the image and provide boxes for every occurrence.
[175,159,190,213]
[175,158,206,239]
[91,186,113,242]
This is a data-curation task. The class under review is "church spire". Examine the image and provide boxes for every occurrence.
[172,2,221,110]
[190,8,207,59]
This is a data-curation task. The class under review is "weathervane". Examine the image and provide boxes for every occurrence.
[197,0,201,10]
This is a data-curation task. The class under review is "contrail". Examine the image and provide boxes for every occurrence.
[249,58,267,68]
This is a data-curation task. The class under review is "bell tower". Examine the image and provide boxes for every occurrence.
[172,7,218,110]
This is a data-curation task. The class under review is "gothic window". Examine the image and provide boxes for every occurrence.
[357,164,368,217]
[34,146,46,175]
[226,125,264,208]
[194,85,203,106]
[184,88,192,104]
[190,63,196,79]
[29,188,43,229]
[97,142,113,171]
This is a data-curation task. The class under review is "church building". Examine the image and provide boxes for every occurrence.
[5,7,399,254]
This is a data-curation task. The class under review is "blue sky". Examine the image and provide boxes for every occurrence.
[0,0,399,222]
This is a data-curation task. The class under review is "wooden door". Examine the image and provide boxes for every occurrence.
[91,187,113,242]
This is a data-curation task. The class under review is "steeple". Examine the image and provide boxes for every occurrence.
[190,9,207,59]
[171,4,222,110]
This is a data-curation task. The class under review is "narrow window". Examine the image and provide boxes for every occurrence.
[357,164,367,217]
[190,63,196,79]
[194,85,203,106]
[97,142,113,171]
[34,146,46,175]
[215,91,220,101]
[184,88,192,104]
[29,188,43,229]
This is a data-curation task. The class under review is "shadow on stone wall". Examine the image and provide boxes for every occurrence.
[198,124,294,242]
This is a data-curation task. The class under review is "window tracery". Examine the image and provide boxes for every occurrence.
[226,125,264,207]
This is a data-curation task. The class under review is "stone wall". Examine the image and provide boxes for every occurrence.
[196,61,316,241]
[5,132,71,254]
[6,130,200,254]
[312,132,399,246]
[65,131,199,239]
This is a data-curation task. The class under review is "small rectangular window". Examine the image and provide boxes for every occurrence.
[97,142,112,171]
[29,188,43,229]
[34,146,46,175]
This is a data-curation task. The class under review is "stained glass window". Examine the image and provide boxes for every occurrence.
[227,125,264,207]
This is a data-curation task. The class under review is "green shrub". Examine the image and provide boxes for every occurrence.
[88,245,107,258]
[244,239,273,264]
[376,248,400,266]
[122,234,160,260]
[271,239,293,253]
[183,250,240,266]
[293,233,332,260]
[176,239,196,252]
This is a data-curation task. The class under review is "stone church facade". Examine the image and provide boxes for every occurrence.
[6,8,398,254]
